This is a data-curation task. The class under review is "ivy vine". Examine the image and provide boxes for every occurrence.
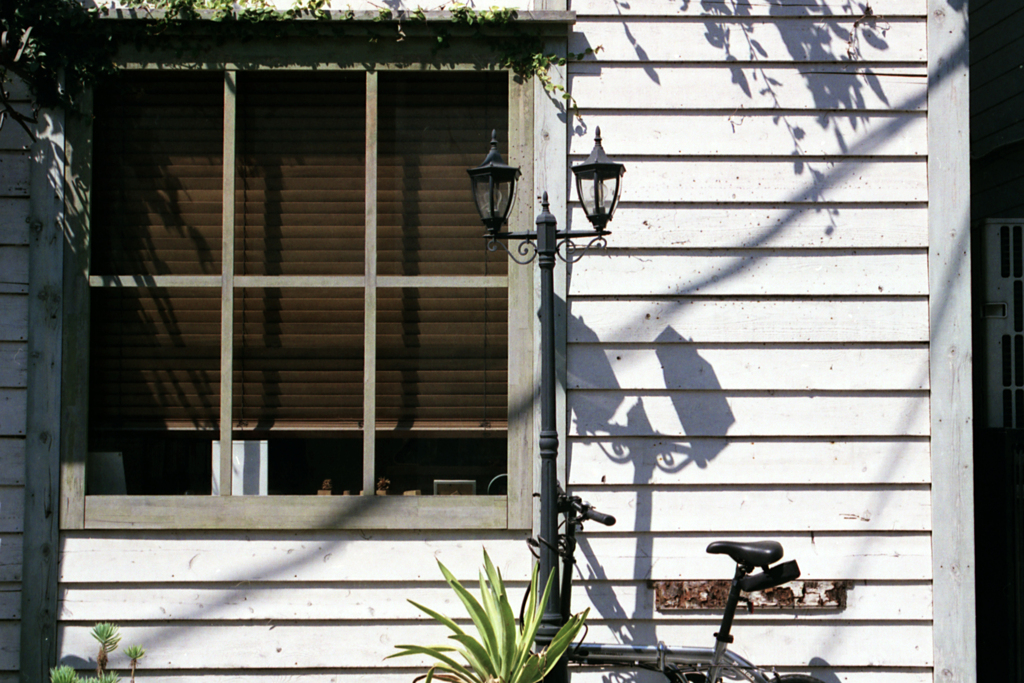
[0,0,595,141]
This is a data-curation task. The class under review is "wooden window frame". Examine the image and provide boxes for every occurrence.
[58,44,540,531]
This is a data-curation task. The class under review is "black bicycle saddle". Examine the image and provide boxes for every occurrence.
[706,540,783,567]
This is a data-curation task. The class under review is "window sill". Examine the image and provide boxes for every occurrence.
[82,494,518,530]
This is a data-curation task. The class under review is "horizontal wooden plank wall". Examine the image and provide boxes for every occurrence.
[0,76,32,677]
[48,3,938,682]
[565,1,931,683]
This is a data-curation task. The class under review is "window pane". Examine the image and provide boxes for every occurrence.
[266,438,363,495]
[377,72,509,277]
[88,287,220,495]
[374,436,507,496]
[90,287,221,430]
[92,72,224,276]
[376,286,508,428]
[237,72,365,276]
[234,287,364,431]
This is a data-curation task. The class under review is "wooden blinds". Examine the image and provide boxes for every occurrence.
[376,72,508,431]
[235,73,365,430]
[91,73,224,429]
[89,69,510,437]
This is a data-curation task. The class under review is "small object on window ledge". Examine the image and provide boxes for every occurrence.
[376,477,391,495]
[318,479,333,496]
[403,489,422,496]
[434,479,476,496]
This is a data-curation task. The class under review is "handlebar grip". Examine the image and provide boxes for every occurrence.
[582,507,616,526]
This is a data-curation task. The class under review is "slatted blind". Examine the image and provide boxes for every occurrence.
[236,72,365,276]
[234,73,366,430]
[91,73,224,432]
[90,69,510,445]
[90,287,221,429]
[235,287,364,429]
[92,72,224,276]
[376,73,508,431]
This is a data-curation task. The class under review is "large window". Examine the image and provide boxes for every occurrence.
[65,63,534,529]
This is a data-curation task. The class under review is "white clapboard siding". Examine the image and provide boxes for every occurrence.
[567,346,930,391]
[0,198,30,246]
[571,0,926,19]
[0,391,26,438]
[0,247,28,285]
[575,622,932,667]
[605,160,926,204]
[0,295,27,341]
[569,252,927,296]
[569,300,929,343]
[0,622,16,670]
[56,622,930,669]
[58,580,931,622]
[568,206,929,249]
[0,534,21,582]
[569,393,929,437]
[0,587,18,620]
[578,533,932,581]
[571,581,933,621]
[568,439,931,485]
[59,535,533,583]
[0,345,26,389]
[57,531,932,600]
[570,19,925,63]
[59,585,474,622]
[0,488,24,533]
[569,113,927,157]
[569,65,928,112]
[570,488,930,532]
[0,441,24,486]
[0,151,30,197]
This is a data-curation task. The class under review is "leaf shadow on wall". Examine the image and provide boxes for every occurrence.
[566,305,734,665]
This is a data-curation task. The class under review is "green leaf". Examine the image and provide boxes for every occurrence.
[483,552,517,678]
[448,633,496,678]
[437,561,500,663]
[386,644,479,683]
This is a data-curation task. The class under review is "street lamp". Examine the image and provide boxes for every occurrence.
[468,128,625,683]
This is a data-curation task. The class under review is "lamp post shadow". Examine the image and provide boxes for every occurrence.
[567,306,735,668]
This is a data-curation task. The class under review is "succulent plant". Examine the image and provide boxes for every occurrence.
[387,550,588,683]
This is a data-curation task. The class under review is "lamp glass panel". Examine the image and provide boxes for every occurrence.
[576,170,598,217]
[600,177,618,215]
[492,179,513,220]
[473,176,493,220]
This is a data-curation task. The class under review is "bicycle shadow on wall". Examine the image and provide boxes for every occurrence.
[566,306,735,663]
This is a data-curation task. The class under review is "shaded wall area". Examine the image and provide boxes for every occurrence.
[971,0,1024,680]
[0,75,32,680]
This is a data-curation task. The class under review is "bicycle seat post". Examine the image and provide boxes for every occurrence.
[707,562,750,683]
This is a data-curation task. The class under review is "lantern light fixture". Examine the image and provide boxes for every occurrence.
[466,129,521,235]
[570,127,626,233]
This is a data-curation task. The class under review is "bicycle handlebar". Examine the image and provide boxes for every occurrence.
[581,507,616,526]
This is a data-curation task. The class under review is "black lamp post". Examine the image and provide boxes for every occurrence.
[468,128,625,683]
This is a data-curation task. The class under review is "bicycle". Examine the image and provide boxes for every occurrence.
[554,488,823,683]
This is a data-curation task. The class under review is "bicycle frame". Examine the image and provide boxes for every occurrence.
[556,489,796,683]
[570,643,772,683]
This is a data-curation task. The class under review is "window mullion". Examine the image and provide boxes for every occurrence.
[218,68,237,496]
[363,71,378,495]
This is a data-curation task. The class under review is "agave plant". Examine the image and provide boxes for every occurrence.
[387,550,588,683]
